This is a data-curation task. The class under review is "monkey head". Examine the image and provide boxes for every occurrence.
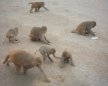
[40,2,44,6]
[50,48,56,55]
[62,51,71,59]
[41,26,47,33]
[90,21,96,28]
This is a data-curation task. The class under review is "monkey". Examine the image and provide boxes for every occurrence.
[71,21,96,36]
[29,26,50,45]
[3,27,19,43]
[60,50,75,68]
[28,2,48,13]
[38,45,59,62]
[3,49,50,82]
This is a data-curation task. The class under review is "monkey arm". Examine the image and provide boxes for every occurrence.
[90,30,95,36]
[44,36,51,43]
[47,54,53,62]
[43,6,49,11]
[86,26,95,36]
[43,52,48,61]
[37,65,50,82]
[40,35,50,45]
[53,54,60,59]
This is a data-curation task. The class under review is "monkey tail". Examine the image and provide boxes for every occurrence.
[3,55,10,64]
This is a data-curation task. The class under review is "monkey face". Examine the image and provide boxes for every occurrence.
[91,21,96,27]
[50,48,56,54]
[62,51,71,58]
[40,2,44,6]
[41,26,47,33]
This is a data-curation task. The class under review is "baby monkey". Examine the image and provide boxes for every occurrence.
[29,26,50,45]
[29,2,48,13]
[60,50,75,68]
[3,49,50,82]
[38,45,58,62]
[4,27,19,43]
[72,21,96,36]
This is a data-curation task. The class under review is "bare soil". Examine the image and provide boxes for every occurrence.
[0,0,108,86]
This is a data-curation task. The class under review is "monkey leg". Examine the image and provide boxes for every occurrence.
[35,8,37,12]
[60,57,65,68]
[40,51,46,61]
[14,64,21,74]
[3,60,10,66]
[43,53,47,61]
[79,30,86,36]
[23,67,27,74]
[30,6,33,13]
[3,55,10,66]
[30,35,40,41]
[37,7,41,12]
[37,65,50,82]
[64,59,69,63]
[47,54,53,62]
[6,60,12,66]
[9,37,13,43]
[69,58,75,67]
[9,37,16,43]
[41,54,46,61]
[6,62,9,66]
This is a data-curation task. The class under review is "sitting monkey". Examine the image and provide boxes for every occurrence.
[29,26,50,45]
[72,21,96,36]
[29,2,48,13]
[60,50,75,68]
[3,49,50,82]
[4,27,19,43]
[38,45,58,62]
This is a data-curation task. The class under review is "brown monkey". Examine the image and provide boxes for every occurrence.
[4,27,19,43]
[29,2,48,13]
[60,51,75,68]
[29,26,50,45]
[71,21,96,36]
[38,45,58,62]
[3,49,50,82]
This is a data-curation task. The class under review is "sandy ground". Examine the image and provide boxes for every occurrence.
[0,0,108,86]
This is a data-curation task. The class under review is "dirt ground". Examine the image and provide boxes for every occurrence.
[0,0,108,86]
